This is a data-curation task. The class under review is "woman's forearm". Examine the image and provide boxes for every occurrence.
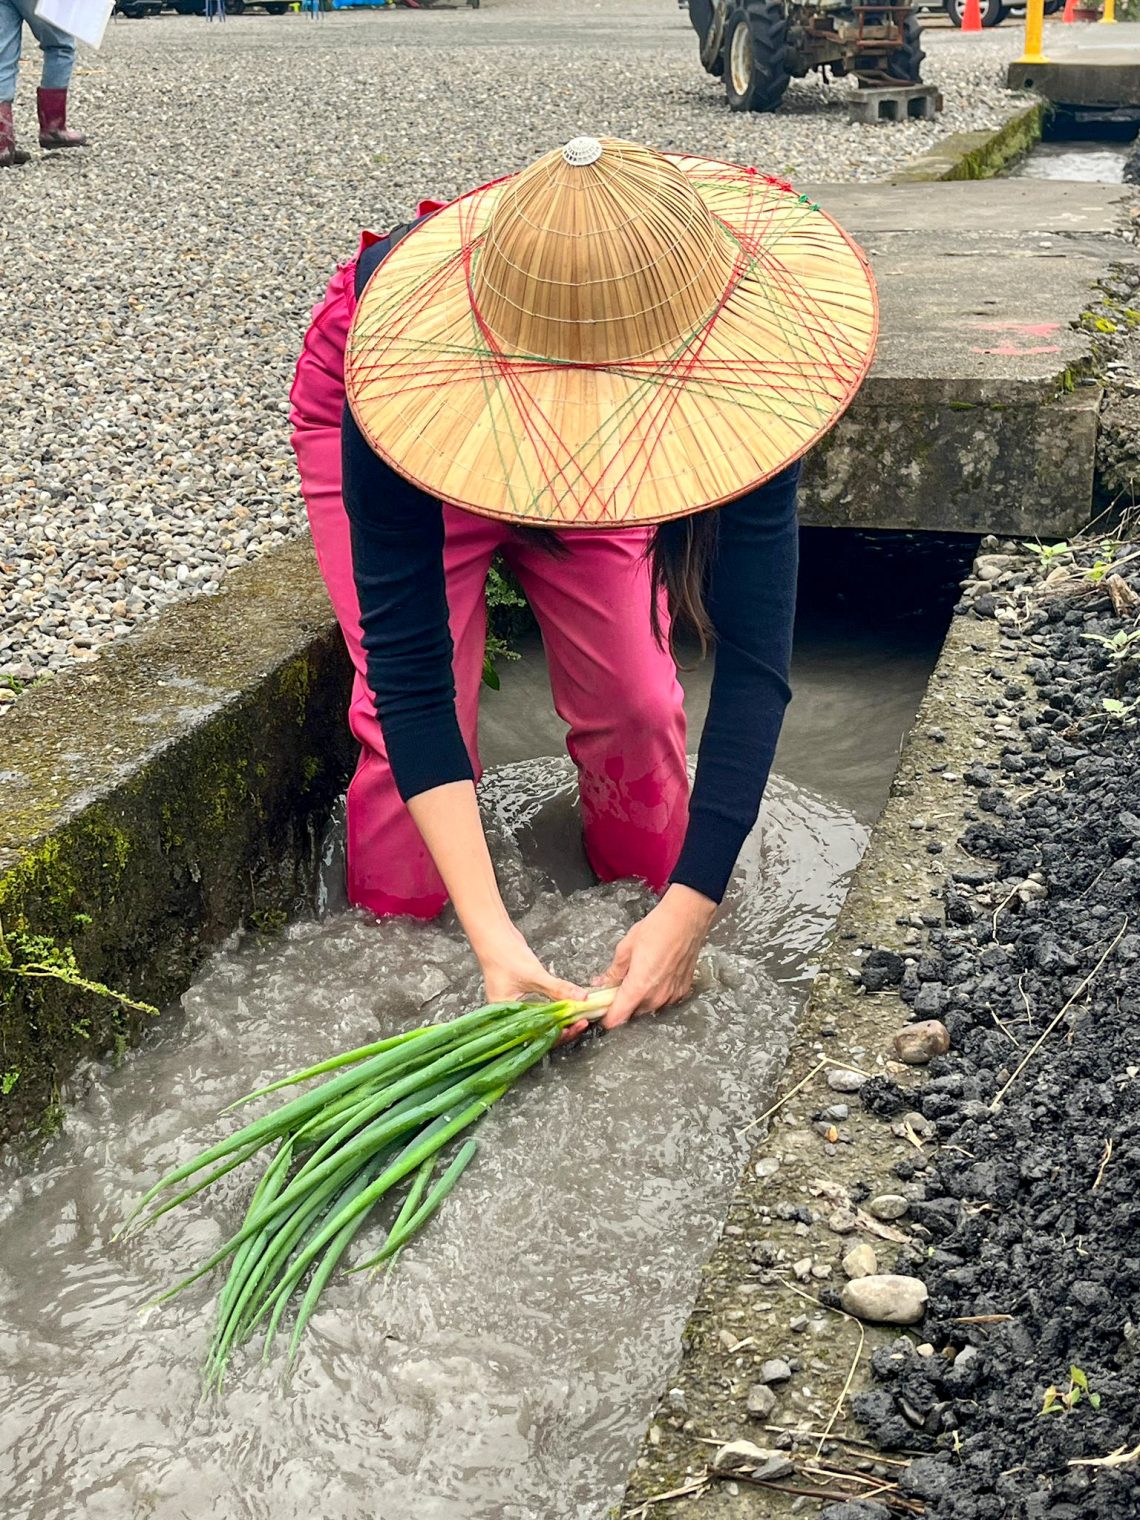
[408,782,584,1006]
[407,781,512,956]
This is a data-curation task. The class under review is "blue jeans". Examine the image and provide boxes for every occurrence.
[0,0,76,103]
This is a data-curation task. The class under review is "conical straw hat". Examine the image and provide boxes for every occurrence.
[346,136,877,528]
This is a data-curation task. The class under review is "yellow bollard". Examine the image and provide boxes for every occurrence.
[1018,0,1049,62]
[1100,0,1116,22]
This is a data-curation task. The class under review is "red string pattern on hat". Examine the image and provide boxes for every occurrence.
[347,162,876,524]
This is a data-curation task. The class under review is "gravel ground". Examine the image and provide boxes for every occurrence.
[835,536,1140,1520]
[0,1,1029,706]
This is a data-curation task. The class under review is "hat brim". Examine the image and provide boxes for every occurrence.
[346,153,878,528]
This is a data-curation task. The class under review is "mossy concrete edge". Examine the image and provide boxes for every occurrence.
[889,100,1047,185]
[619,589,1035,1518]
[0,539,354,1147]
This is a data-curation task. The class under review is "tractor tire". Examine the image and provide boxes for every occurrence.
[689,0,726,76]
[944,0,1005,25]
[723,1,790,114]
[886,9,925,82]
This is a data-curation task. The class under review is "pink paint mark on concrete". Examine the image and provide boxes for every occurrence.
[966,319,1063,357]
[970,344,1062,357]
[968,320,1063,339]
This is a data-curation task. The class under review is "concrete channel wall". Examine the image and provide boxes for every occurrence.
[0,541,354,1144]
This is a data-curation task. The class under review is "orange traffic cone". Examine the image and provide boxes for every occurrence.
[961,0,983,30]
[1062,0,1079,18]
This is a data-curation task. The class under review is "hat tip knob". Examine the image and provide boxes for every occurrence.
[562,136,603,168]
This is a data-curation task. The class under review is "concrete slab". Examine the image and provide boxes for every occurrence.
[795,178,1140,535]
[1008,22,1140,108]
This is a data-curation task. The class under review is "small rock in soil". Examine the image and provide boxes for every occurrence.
[866,1193,909,1221]
[900,1110,935,1139]
[859,948,906,992]
[975,554,1014,582]
[759,1358,793,1385]
[899,1456,954,1501]
[912,981,946,1016]
[818,1504,892,1520]
[840,1274,928,1325]
[893,1020,950,1064]
[746,1383,778,1420]
[827,1068,868,1093]
[843,1243,879,1280]
[712,1442,794,1481]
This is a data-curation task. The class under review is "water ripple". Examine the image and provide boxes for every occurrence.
[0,763,865,1520]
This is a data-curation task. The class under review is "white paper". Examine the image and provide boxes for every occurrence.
[34,0,114,49]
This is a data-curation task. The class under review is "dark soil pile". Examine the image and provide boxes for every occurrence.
[841,551,1140,1519]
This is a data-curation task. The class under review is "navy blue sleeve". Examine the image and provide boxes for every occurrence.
[341,405,474,801]
[669,464,800,904]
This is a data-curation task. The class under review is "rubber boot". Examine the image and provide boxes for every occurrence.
[37,88,87,150]
[0,102,30,167]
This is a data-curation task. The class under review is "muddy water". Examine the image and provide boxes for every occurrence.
[0,767,863,1520]
[0,533,962,1519]
[1010,139,1130,183]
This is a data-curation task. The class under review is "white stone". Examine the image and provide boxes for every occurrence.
[867,1194,910,1221]
[841,1274,929,1325]
[842,1243,879,1279]
[712,1442,795,1481]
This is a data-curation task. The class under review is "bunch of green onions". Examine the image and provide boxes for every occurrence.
[123,989,612,1389]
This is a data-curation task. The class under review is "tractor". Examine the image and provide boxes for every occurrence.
[688,0,925,113]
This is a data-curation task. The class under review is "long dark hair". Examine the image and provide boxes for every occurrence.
[512,515,718,661]
[648,514,719,661]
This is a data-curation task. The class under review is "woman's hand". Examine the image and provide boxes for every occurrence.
[595,883,717,1031]
[477,924,589,1044]
[477,922,584,1005]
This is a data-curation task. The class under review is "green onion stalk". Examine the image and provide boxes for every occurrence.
[121,988,615,1390]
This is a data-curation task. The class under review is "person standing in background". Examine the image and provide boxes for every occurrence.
[0,0,88,167]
